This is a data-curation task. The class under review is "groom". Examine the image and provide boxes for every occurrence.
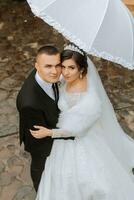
[16,45,61,191]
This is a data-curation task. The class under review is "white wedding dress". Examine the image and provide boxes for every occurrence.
[36,58,134,200]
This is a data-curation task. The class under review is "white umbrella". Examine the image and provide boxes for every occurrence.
[27,0,134,69]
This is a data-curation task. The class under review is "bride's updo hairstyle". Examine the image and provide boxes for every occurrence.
[61,43,88,77]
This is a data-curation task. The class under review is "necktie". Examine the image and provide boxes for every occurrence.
[52,83,59,103]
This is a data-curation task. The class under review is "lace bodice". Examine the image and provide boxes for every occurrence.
[62,89,87,108]
[57,85,87,112]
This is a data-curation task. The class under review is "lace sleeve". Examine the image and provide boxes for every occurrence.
[51,128,74,138]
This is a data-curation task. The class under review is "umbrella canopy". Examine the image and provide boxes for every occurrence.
[27,0,134,69]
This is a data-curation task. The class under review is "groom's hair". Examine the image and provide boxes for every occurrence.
[37,45,59,56]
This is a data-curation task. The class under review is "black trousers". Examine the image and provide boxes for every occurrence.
[30,153,47,192]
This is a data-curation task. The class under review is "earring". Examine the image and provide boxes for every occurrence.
[80,72,83,79]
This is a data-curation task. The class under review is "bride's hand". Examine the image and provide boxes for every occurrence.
[30,126,52,139]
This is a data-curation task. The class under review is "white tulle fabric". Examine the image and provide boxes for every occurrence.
[36,58,134,200]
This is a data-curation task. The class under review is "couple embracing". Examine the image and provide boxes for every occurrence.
[17,44,134,200]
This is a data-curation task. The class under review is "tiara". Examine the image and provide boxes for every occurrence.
[64,44,84,56]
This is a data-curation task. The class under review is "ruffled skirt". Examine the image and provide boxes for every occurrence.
[36,131,134,200]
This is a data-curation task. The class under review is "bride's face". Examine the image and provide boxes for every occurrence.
[61,58,81,83]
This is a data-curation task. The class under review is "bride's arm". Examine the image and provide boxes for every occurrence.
[30,90,102,139]
[30,126,73,139]
[51,128,73,138]
[30,126,52,138]
[52,90,102,138]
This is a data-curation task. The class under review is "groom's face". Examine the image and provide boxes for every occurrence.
[35,53,61,83]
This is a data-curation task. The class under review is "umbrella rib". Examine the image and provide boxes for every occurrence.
[90,0,110,47]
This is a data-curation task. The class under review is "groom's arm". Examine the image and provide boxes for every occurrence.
[20,107,48,128]
[19,106,51,151]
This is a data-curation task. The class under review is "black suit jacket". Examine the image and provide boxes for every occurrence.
[16,69,60,156]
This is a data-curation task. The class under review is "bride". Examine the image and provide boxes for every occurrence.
[30,43,134,199]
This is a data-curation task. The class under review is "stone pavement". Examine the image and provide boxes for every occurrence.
[0,135,36,200]
[0,0,134,200]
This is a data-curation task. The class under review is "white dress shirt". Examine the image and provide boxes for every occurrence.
[35,72,55,100]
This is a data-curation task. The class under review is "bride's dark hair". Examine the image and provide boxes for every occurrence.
[61,43,88,77]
